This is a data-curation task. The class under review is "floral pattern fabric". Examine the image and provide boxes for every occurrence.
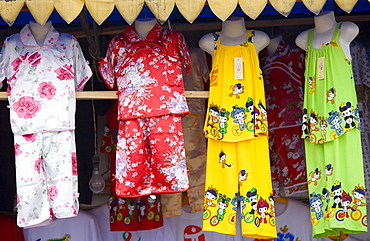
[14,131,79,228]
[99,23,191,121]
[0,24,92,135]
[260,40,308,197]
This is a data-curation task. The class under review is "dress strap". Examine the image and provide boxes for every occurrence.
[307,28,314,48]
[213,32,221,44]
[332,22,343,42]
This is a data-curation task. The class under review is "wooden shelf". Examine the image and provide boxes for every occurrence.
[0,90,209,101]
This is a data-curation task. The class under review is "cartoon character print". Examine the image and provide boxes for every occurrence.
[339,102,356,130]
[257,197,269,224]
[326,88,336,104]
[354,106,361,130]
[307,168,321,185]
[318,116,328,144]
[219,150,233,168]
[238,169,248,188]
[328,110,343,139]
[147,195,156,210]
[210,66,219,87]
[219,108,230,134]
[342,191,352,218]
[127,198,136,220]
[325,164,333,181]
[231,105,247,131]
[229,83,244,99]
[310,192,324,220]
[204,186,218,210]
[309,77,316,93]
[136,197,147,221]
[209,103,220,126]
[231,193,247,219]
[245,97,254,122]
[302,108,309,136]
[331,181,343,209]
[352,184,366,210]
[309,110,320,133]
[216,194,231,221]
[258,101,268,122]
[253,106,261,130]
[246,187,258,215]
[322,187,331,213]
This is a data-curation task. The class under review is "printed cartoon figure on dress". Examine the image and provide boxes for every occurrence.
[199,17,277,239]
[296,11,367,238]
[99,17,191,197]
[0,20,92,228]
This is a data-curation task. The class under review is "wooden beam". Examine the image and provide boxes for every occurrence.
[0,91,209,100]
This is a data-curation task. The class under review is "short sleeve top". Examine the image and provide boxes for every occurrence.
[0,24,92,135]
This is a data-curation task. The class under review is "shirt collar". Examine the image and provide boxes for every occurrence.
[123,23,163,43]
[20,24,60,47]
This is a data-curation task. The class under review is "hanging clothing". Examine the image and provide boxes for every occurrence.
[351,41,370,203]
[99,23,191,197]
[161,47,209,217]
[260,40,308,197]
[0,24,92,228]
[303,23,367,238]
[202,31,276,239]
[90,204,175,241]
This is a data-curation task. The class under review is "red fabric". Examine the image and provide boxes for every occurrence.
[0,213,25,241]
[260,40,308,196]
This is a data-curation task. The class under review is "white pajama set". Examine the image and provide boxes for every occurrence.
[0,24,92,228]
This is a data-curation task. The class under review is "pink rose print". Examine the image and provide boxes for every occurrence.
[23,133,37,142]
[13,96,41,119]
[28,52,41,67]
[14,143,22,157]
[48,186,59,201]
[11,53,28,71]
[71,152,78,176]
[38,81,56,100]
[54,64,74,80]
[16,193,20,205]
[34,157,42,174]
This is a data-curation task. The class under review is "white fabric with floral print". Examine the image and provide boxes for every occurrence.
[0,24,92,135]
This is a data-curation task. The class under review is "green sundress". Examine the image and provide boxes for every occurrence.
[303,22,367,238]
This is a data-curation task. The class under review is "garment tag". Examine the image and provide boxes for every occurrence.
[318,56,325,80]
[234,57,243,79]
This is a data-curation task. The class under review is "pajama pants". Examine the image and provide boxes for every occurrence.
[14,131,78,228]
[305,128,367,238]
[115,115,189,197]
[203,135,277,239]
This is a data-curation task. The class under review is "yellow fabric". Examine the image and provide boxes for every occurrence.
[203,30,268,142]
[145,0,175,24]
[175,0,205,24]
[203,136,276,238]
[115,0,144,25]
[239,0,267,20]
[269,0,295,17]
[301,0,326,15]
[26,0,54,26]
[334,0,358,13]
[54,0,84,24]
[84,0,115,25]
[202,30,276,238]
[0,0,25,26]
[207,0,238,21]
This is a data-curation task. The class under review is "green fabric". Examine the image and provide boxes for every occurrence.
[303,22,367,238]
